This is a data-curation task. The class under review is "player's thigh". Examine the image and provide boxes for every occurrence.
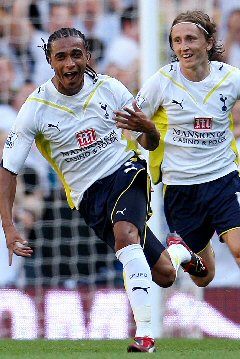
[111,168,151,249]
[222,228,240,264]
[212,172,240,228]
[164,184,213,253]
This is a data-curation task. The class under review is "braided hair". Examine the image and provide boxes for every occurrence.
[40,27,98,82]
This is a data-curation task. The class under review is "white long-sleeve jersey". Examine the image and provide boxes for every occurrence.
[2,74,139,208]
[136,61,240,185]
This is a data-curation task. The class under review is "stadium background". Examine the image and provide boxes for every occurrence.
[0,0,239,340]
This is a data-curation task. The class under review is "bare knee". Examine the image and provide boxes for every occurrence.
[190,268,215,287]
[114,221,139,251]
[227,243,240,266]
[222,229,240,265]
[151,255,176,288]
[154,267,176,288]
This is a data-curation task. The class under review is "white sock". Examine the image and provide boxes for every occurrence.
[116,244,153,338]
[167,244,192,272]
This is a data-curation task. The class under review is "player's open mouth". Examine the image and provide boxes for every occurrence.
[64,72,78,80]
[182,54,192,58]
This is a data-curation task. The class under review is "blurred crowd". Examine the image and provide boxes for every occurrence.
[0,0,240,288]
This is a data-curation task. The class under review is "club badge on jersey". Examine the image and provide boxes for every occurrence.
[5,131,18,149]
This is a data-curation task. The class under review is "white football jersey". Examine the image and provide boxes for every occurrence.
[136,61,240,185]
[2,74,138,208]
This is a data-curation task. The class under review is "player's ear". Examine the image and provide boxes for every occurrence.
[87,51,91,63]
[206,37,214,52]
[48,59,53,69]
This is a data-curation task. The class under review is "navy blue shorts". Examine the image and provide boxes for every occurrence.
[79,155,165,268]
[164,171,240,253]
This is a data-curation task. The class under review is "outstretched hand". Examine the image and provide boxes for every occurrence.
[4,225,33,266]
[114,101,156,134]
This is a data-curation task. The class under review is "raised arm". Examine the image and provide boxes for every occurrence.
[114,101,160,151]
[0,167,33,265]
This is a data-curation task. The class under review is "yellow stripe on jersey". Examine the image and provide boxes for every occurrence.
[123,269,127,290]
[28,78,110,116]
[83,77,139,154]
[229,112,240,167]
[35,133,75,209]
[121,129,140,153]
[149,106,168,184]
[27,97,78,117]
[83,77,110,111]
[159,70,197,103]
[203,68,237,103]
[163,184,167,197]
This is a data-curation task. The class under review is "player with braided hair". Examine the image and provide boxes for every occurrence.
[0,27,207,352]
[40,27,99,84]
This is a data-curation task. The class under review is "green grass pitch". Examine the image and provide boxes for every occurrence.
[0,338,240,359]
